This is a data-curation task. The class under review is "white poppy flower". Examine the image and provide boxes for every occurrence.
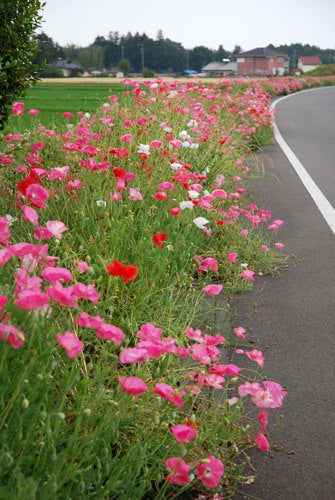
[193,217,210,229]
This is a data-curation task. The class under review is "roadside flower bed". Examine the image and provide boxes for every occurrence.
[0,75,333,498]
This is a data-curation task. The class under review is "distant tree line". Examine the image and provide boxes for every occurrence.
[32,30,335,76]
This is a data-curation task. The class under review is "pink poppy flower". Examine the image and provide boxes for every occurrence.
[34,227,53,240]
[184,327,203,342]
[26,183,49,208]
[70,283,99,303]
[12,102,25,116]
[259,381,287,409]
[202,284,223,296]
[120,134,133,143]
[118,376,148,395]
[21,205,39,226]
[189,344,220,365]
[129,188,143,201]
[76,312,103,329]
[46,220,68,240]
[212,189,227,199]
[210,363,241,377]
[169,207,181,216]
[240,269,255,281]
[228,252,238,263]
[9,242,41,258]
[136,340,164,359]
[153,382,185,407]
[0,294,8,310]
[256,432,270,452]
[56,331,83,358]
[0,217,11,244]
[154,191,167,201]
[49,166,69,180]
[164,457,191,485]
[41,267,73,283]
[66,179,82,190]
[75,260,89,272]
[275,242,285,250]
[31,141,45,153]
[197,455,224,488]
[268,219,285,230]
[169,139,183,149]
[258,409,268,432]
[62,112,74,119]
[149,139,163,148]
[239,381,287,409]
[14,290,49,310]
[28,108,40,116]
[137,323,163,342]
[109,147,130,158]
[112,192,123,202]
[96,323,124,344]
[204,374,225,389]
[170,424,198,443]
[197,257,219,273]
[0,324,25,349]
[46,281,78,307]
[234,326,246,339]
[157,182,174,191]
[245,349,265,368]
[119,347,149,364]
[14,269,41,294]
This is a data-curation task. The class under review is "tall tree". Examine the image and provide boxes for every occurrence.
[189,46,215,72]
[0,0,44,129]
[77,45,105,70]
[232,45,242,59]
[32,32,64,66]
[216,45,229,61]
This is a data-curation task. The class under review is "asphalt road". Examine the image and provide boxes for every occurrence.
[233,86,335,499]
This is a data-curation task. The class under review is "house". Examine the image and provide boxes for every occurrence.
[51,58,82,77]
[297,56,322,73]
[237,47,289,77]
[202,60,237,77]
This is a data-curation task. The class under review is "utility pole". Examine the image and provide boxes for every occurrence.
[140,45,145,72]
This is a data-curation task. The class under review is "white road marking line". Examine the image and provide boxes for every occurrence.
[272,92,335,236]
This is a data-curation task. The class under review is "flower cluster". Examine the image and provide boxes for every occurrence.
[0,75,305,497]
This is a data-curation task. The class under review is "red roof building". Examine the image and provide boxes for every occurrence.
[237,47,289,77]
[298,56,322,73]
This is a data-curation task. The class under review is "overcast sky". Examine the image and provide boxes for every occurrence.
[39,0,335,51]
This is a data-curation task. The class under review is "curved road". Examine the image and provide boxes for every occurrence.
[235,86,335,499]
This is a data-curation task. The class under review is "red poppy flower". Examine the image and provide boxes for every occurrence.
[17,170,41,196]
[106,259,138,283]
[152,233,167,249]
[112,167,127,178]
[108,147,130,158]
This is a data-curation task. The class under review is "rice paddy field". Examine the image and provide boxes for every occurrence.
[9,79,129,129]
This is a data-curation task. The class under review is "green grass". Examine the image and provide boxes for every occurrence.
[7,82,128,130]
